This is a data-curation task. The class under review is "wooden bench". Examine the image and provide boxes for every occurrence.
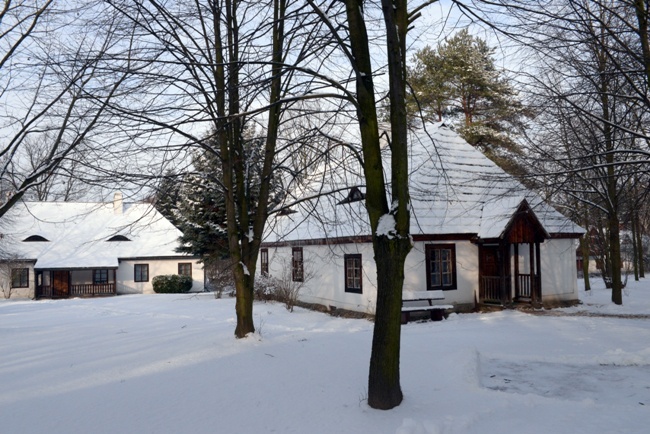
[401,290,452,324]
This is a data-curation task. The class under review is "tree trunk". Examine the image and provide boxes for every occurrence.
[342,0,412,410]
[609,212,623,304]
[580,233,591,290]
[367,0,411,410]
[636,212,645,278]
[368,236,410,409]
[634,0,650,92]
[632,210,640,281]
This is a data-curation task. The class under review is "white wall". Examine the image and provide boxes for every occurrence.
[0,263,35,299]
[263,240,479,314]
[404,241,479,306]
[264,243,378,313]
[117,258,204,294]
[540,238,579,302]
[263,238,579,313]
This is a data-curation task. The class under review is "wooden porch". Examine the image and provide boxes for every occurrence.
[478,200,547,306]
[35,269,117,299]
[37,283,116,298]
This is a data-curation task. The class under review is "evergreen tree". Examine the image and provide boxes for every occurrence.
[408,30,530,174]
[174,150,229,261]
[154,128,285,264]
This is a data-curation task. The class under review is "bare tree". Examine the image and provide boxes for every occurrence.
[105,0,348,337]
[450,0,650,304]
[0,1,130,216]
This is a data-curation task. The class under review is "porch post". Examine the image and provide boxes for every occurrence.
[529,242,536,304]
[514,243,520,300]
[535,242,542,302]
[501,242,510,305]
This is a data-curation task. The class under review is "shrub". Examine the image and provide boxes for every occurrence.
[152,274,193,293]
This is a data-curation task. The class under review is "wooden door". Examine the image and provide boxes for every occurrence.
[479,245,501,303]
[480,246,500,277]
[52,271,69,298]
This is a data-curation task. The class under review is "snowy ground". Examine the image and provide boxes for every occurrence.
[1,278,649,434]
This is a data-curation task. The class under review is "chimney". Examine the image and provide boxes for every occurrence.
[113,191,123,215]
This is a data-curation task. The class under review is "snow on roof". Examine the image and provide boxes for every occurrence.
[265,123,583,243]
[1,200,184,268]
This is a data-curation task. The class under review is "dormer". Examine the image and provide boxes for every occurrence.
[107,235,131,242]
[337,187,365,205]
[23,235,49,242]
[277,208,297,216]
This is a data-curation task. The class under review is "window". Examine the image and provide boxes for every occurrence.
[93,269,108,284]
[134,264,149,282]
[425,244,457,290]
[291,247,303,282]
[178,263,192,277]
[260,249,269,276]
[344,254,362,293]
[11,268,29,288]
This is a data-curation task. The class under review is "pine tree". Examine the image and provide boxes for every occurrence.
[408,30,530,174]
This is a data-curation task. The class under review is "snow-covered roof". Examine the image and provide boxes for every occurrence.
[1,199,185,269]
[265,123,583,243]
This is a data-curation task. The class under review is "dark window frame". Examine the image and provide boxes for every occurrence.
[178,263,192,277]
[93,269,109,284]
[291,247,303,282]
[260,248,269,277]
[425,244,457,290]
[134,264,149,282]
[344,254,362,294]
[11,268,29,288]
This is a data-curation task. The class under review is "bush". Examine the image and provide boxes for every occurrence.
[152,274,193,293]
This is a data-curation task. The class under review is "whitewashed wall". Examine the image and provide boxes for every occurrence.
[0,263,35,299]
[263,238,578,313]
[263,240,479,314]
[264,243,378,313]
[117,258,204,294]
[404,241,479,306]
[540,238,579,302]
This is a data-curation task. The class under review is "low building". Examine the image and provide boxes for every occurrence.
[0,193,203,299]
[261,123,584,314]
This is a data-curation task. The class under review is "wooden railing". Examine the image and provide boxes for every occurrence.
[70,283,116,297]
[37,283,116,298]
[480,276,509,303]
[517,274,532,298]
[37,285,54,298]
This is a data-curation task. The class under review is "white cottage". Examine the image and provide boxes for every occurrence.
[261,124,583,314]
[0,193,204,299]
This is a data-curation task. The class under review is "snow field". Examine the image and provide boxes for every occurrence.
[1,278,649,433]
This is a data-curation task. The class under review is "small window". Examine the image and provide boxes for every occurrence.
[425,244,457,290]
[292,247,303,282]
[107,235,130,242]
[93,269,108,284]
[23,235,49,242]
[178,263,192,277]
[260,249,269,277]
[344,254,362,294]
[134,264,149,282]
[11,268,29,288]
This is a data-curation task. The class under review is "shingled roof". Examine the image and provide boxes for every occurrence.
[265,123,582,243]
